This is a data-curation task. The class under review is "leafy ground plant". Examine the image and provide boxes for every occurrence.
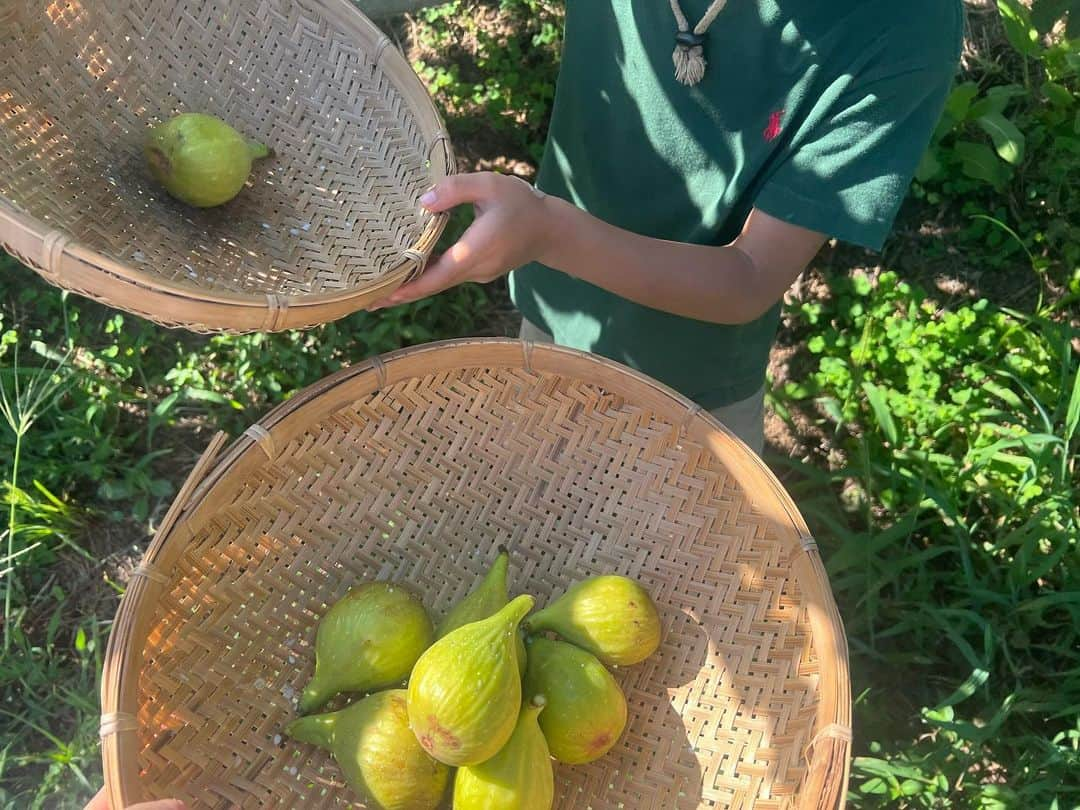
[407,0,563,165]
[914,0,1080,293]
[773,270,1079,807]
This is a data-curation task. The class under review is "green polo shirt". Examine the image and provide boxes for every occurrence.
[509,0,962,408]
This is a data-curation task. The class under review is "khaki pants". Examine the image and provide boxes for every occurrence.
[519,319,766,456]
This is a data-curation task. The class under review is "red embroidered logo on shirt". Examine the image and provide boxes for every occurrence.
[764,110,785,142]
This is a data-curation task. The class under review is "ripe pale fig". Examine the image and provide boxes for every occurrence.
[145,112,270,207]
[299,582,433,714]
[437,547,527,677]
[523,575,661,666]
[523,636,627,764]
[407,594,534,766]
[452,697,554,810]
[285,690,448,810]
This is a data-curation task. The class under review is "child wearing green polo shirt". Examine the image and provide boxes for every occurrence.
[370,0,964,455]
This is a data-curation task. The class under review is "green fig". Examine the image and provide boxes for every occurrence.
[437,548,509,638]
[285,690,448,810]
[513,629,528,679]
[300,582,433,714]
[407,594,534,766]
[145,112,271,207]
[524,575,661,666]
[523,637,627,764]
[452,697,554,810]
[438,547,527,677]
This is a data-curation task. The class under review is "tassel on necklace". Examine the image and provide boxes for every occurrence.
[669,0,729,87]
[673,30,708,86]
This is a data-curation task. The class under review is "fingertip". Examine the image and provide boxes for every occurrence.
[371,291,407,310]
[83,787,108,810]
[420,189,437,208]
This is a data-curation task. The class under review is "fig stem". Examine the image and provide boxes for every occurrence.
[520,694,547,723]
[284,712,336,749]
[298,681,328,715]
[520,609,546,635]
[504,594,535,626]
[247,140,272,160]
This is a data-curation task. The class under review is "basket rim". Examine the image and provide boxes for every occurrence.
[0,0,455,332]
[100,338,852,809]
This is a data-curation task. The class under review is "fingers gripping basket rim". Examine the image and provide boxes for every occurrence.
[100,339,853,809]
[0,0,454,334]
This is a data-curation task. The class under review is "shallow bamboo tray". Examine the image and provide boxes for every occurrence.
[0,0,452,333]
[101,339,852,809]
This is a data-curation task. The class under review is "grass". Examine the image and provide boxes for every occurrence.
[1,345,73,651]
[0,1,1078,808]
[0,599,105,809]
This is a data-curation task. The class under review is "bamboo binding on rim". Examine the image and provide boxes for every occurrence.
[0,0,453,333]
[101,339,852,809]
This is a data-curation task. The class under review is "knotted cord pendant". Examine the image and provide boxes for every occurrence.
[669,0,729,87]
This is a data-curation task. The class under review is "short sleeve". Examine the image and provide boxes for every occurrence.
[755,9,963,251]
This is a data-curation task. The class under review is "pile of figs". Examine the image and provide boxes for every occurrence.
[284,548,663,809]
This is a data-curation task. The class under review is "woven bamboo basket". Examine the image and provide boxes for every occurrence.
[0,0,452,333]
[100,339,852,809]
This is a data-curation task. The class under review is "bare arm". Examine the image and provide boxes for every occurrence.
[372,173,826,325]
[537,198,824,324]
